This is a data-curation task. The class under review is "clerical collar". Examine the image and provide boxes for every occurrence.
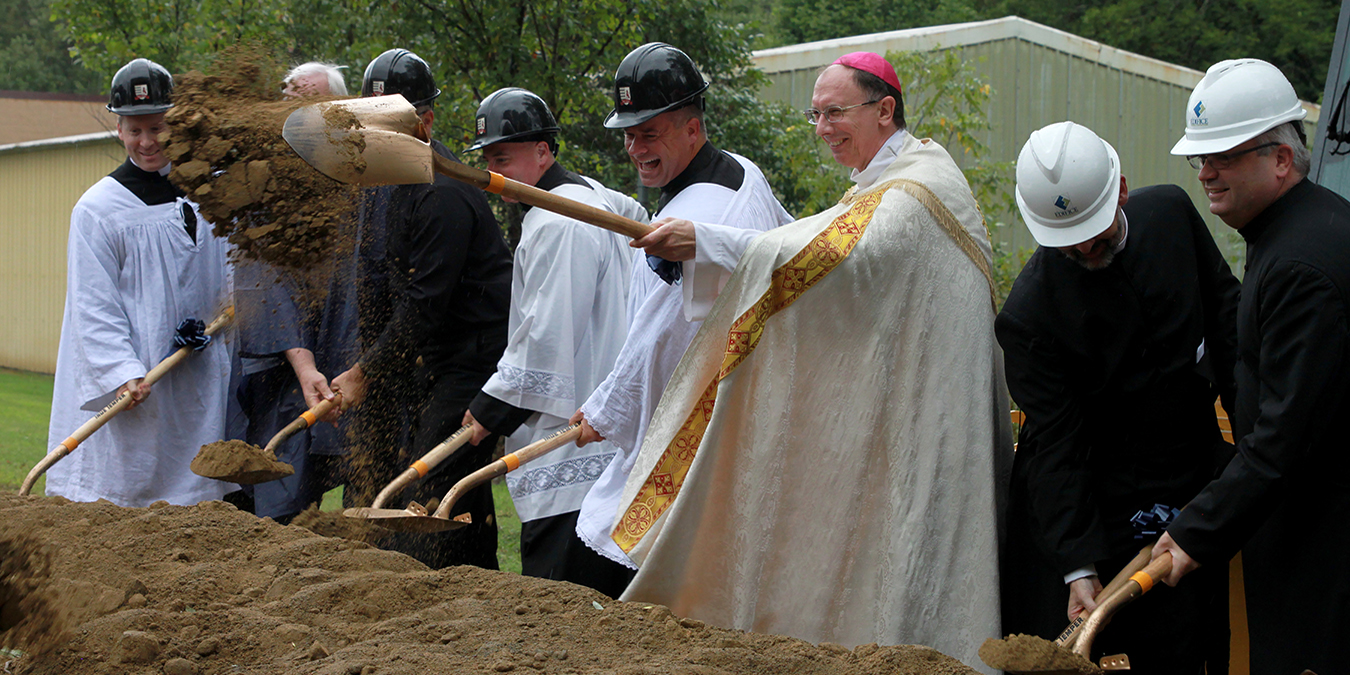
[657,142,745,212]
[524,162,589,212]
[851,129,909,190]
[1113,208,1129,254]
[1238,178,1312,244]
[110,158,183,206]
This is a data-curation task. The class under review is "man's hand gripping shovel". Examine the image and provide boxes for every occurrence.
[20,308,236,495]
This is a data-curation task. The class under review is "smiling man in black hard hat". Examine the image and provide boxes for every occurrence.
[568,43,792,571]
[46,58,235,508]
[326,48,514,571]
[460,87,648,597]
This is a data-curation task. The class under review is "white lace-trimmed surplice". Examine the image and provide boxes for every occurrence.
[613,133,1012,672]
[575,153,793,567]
[46,173,234,508]
[485,178,646,522]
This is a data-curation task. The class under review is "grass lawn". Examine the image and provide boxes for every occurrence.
[0,367,522,573]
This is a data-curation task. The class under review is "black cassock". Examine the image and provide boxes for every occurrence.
[354,139,514,570]
[1168,178,1350,675]
[997,185,1239,672]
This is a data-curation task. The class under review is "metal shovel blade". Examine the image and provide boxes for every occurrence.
[341,506,472,533]
[282,95,434,187]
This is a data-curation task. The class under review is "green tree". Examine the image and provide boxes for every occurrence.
[775,0,978,46]
[978,0,1339,102]
[0,0,103,92]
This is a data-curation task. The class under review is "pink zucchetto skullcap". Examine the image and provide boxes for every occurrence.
[831,52,902,94]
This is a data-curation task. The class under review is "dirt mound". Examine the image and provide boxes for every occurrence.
[165,47,359,270]
[0,534,65,658]
[0,493,979,674]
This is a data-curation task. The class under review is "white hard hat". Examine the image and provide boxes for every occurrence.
[1170,59,1306,156]
[1015,121,1121,248]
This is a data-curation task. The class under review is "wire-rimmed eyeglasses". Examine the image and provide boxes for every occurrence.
[1186,142,1281,170]
[803,99,881,125]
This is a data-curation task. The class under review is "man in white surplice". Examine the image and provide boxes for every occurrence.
[46,58,234,507]
[461,88,648,597]
[610,53,1012,671]
[570,43,793,571]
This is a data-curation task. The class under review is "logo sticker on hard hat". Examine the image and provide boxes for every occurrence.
[372,81,385,95]
[619,86,632,106]
[1192,101,1207,126]
[477,117,486,135]
[133,84,149,101]
[1053,195,1079,218]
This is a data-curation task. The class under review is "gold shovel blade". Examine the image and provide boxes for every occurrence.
[342,506,472,533]
[282,95,434,187]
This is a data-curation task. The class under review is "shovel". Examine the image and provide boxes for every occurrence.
[282,95,653,240]
[1070,552,1173,659]
[190,396,340,485]
[343,423,582,533]
[980,544,1153,674]
[20,308,236,495]
[367,423,475,509]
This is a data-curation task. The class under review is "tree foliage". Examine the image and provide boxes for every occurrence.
[978,0,1339,102]
[0,0,102,92]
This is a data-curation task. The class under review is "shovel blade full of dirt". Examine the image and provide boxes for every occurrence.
[344,423,584,533]
[283,96,653,240]
[189,397,340,485]
[281,94,434,186]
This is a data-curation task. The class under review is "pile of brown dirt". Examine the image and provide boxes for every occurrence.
[0,493,980,675]
[978,634,1101,674]
[165,47,359,269]
[0,534,65,658]
[190,440,295,484]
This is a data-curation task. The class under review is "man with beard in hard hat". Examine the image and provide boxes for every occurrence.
[998,121,1239,672]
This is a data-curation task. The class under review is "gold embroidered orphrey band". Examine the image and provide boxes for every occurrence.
[610,178,996,552]
[611,189,884,552]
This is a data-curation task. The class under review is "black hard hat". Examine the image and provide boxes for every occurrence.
[603,43,708,129]
[106,58,174,116]
[465,88,561,152]
[361,48,441,108]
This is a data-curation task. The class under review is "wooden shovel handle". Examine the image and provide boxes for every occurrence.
[431,424,583,519]
[19,307,235,496]
[262,396,339,454]
[1072,552,1173,657]
[370,424,473,509]
[432,154,654,240]
[1056,544,1153,648]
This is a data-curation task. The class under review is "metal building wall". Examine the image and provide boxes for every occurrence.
[753,17,1320,265]
[0,133,124,373]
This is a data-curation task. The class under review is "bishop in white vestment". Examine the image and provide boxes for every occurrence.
[611,55,1012,672]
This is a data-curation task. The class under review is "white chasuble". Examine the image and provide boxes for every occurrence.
[613,135,1013,672]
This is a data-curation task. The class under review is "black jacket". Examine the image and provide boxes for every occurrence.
[1167,178,1350,674]
[998,184,1240,575]
[358,140,513,383]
